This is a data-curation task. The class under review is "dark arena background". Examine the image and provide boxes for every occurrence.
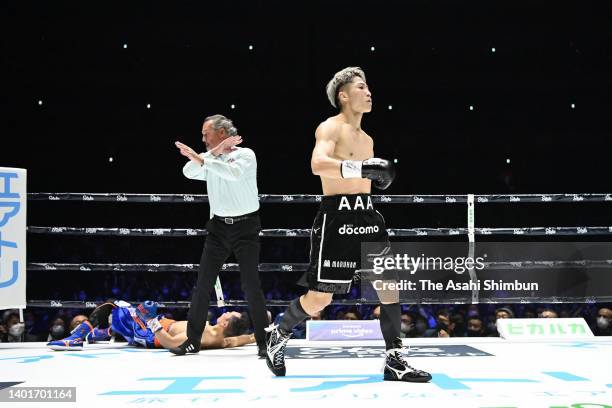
[1,1,612,407]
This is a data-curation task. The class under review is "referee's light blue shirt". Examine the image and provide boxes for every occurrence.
[182,147,260,219]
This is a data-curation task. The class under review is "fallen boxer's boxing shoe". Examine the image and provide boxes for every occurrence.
[47,320,94,351]
[89,327,111,341]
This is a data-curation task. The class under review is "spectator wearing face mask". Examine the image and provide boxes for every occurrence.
[594,307,612,336]
[47,317,68,342]
[487,307,514,337]
[424,309,455,338]
[4,312,25,342]
[400,312,417,338]
[466,317,486,337]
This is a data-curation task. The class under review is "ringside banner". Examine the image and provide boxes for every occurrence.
[0,168,27,309]
[497,318,594,340]
[306,320,383,340]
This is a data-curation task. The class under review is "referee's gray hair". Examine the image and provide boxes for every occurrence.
[204,114,238,136]
[325,67,367,109]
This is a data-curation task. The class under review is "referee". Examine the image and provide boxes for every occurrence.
[173,114,268,356]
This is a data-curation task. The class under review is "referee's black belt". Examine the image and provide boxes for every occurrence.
[213,210,258,225]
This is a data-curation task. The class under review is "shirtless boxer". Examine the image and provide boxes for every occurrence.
[264,67,431,382]
[47,300,254,351]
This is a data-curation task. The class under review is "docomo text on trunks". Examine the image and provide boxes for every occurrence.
[338,224,380,235]
[372,254,486,275]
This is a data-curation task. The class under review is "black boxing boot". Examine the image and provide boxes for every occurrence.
[264,323,292,376]
[383,338,432,383]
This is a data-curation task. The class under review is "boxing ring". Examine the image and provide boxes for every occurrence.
[2,338,612,407]
[1,192,612,407]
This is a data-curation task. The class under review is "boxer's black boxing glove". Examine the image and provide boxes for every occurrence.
[341,158,395,190]
[363,158,396,190]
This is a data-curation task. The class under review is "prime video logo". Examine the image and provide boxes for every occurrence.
[372,254,486,274]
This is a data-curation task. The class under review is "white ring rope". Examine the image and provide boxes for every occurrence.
[27,260,612,273]
[27,226,612,236]
[27,192,612,204]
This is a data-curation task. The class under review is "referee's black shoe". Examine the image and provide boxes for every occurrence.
[169,339,201,356]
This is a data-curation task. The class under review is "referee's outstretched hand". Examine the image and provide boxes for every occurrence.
[212,135,243,156]
[175,141,201,163]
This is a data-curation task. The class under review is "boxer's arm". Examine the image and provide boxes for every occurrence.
[311,122,343,178]
[222,333,256,348]
[154,330,187,349]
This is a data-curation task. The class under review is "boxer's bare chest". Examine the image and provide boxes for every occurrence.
[331,127,373,161]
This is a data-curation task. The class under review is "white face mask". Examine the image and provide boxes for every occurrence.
[9,322,25,338]
[400,322,413,334]
[597,316,610,330]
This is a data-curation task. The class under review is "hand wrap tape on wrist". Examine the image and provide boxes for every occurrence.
[147,318,163,333]
[341,160,362,179]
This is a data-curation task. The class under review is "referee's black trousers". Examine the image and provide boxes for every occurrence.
[186,213,268,349]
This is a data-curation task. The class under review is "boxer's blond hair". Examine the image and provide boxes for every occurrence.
[325,67,366,109]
